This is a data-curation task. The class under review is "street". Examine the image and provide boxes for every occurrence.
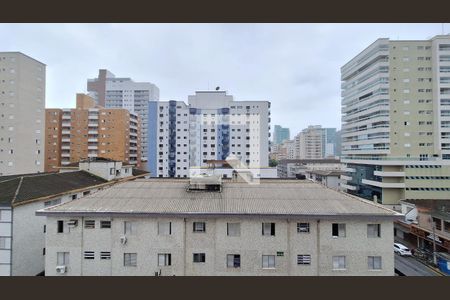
[394,253,441,276]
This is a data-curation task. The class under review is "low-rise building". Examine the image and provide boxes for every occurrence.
[38,178,399,276]
[305,170,345,190]
[0,160,149,276]
[277,159,342,178]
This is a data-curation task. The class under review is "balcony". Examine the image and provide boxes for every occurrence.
[341,183,357,191]
[62,130,70,135]
[373,171,405,177]
[341,175,353,181]
[88,145,98,150]
[362,179,405,188]
[88,130,98,134]
[88,138,98,142]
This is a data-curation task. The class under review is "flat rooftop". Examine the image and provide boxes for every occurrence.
[37,179,400,219]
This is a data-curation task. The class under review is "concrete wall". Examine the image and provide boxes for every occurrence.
[44,216,394,276]
[0,207,12,276]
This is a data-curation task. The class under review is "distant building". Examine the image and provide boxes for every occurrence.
[273,125,290,145]
[340,35,450,206]
[277,159,342,178]
[0,159,149,276]
[293,126,337,160]
[87,69,159,169]
[45,94,142,172]
[304,170,345,190]
[148,91,271,177]
[0,52,45,176]
[38,178,399,276]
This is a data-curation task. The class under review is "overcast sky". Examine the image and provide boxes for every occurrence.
[1,23,447,136]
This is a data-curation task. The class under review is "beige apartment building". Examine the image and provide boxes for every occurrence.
[0,52,45,176]
[340,35,450,206]
[37,178,399,276]
[45,94,141,172]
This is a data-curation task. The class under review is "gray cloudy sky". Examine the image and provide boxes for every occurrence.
[0,23,447,135]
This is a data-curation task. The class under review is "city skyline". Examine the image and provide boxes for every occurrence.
[1,23,448,134]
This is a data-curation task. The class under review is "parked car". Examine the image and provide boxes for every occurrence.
[394,243,413,256]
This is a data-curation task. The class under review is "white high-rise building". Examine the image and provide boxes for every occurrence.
[149,91,271,177]
[0,52,45,176]
[87,70,159,170]
[293,126,337,160]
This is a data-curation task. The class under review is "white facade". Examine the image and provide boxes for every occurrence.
[43,216,394,276]
[0,207,12,276]
[78,160,134,181]
[0,52,45,175]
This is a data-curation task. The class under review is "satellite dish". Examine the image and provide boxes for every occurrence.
[215,86,220,91]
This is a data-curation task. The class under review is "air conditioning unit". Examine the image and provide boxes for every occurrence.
[120,235,127,245]
[56,265,67,274]
[67,220,78,227]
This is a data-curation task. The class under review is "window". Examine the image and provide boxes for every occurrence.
[158,253,172,266]
[367,224,381,238]
[227,223,241,236]
[433,217,442,231]
[124,253,137,267]
[124,221,133,234]
[0,237,10,249]
[332,223,346,237]
[71,194,77,200]
[100,252,111,260]
[57,220,64,233]
[368,256,382,270]
[262,255,275,268]
[297,255,311,265]
[84,220,95,229]
[158,221,172,235]
[110,168,115,175]
[297,223,310,233]
[84,251,95,260]
[57,252,69,266]
[226,254,241,268]
[100,221,111,229]
[444,221,450,233]
[193,253,206,263]
[332,256,346,270]
[193,222,206,233]
[262,222,275,236]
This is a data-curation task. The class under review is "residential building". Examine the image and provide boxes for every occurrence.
[87,69,159,170]
[0,52,45,176]
[277,159,342,178]
[38,177,399,276]
[0,159,149,276]
[305,170,346,190]
[273,125,290,145]
[293,126,338,160]
[45,93,141,172]
[340,35,450,206]
[335,130,342,158]
[149,91,271,177]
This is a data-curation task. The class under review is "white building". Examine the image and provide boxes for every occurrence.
[293,126,338,160]
[277,159,342,178]
[149,91,271,178]
[0,52,45,176]
[87,69,159,169]
[0,160,148,276]
[38,178,399,276]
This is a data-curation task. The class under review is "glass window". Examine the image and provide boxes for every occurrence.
[124,253,137,267]
[227,254,241,268]
[332,256,346,270]
[262,255,275,268]
[368,256,382,270]
[367,224,381,238]
[227,223,240,236]
[158,253,171,266]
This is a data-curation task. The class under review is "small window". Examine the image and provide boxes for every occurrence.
[262,255,275,269]
[158,221,172,235]
[84,251,95,260]
[332,256,346,270]
[297,223,310,233]
[57,220,64,233]
[124,221,133,234]
[368,256,382,270]
[193,222,206,233]
[100,221,111,229]
[124,253,137,267]
[57,252,69,266]
[83,191,90,196]
[71,194,77,200]
[84,220,95,229]
[158,253,172,266]
[332,223,346,238]
[297,255,311,265]
[262,222,275,236]
[100,252,111,260]
[227,223,241,236]
[227,254,241,268]
[367,224,381,238]
[193,253,206,263]
[110,168,115,175]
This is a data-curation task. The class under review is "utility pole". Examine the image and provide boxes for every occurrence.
[430,216,437,266]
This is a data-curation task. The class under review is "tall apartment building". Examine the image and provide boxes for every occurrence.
[293,126,337,159]
[340,35,450,206]
[149,91,271,178]
[38,178,399,276]
[45,94,141,172]
[273,125,290,145]
[0,52,45,176]
[87,69,159,170]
